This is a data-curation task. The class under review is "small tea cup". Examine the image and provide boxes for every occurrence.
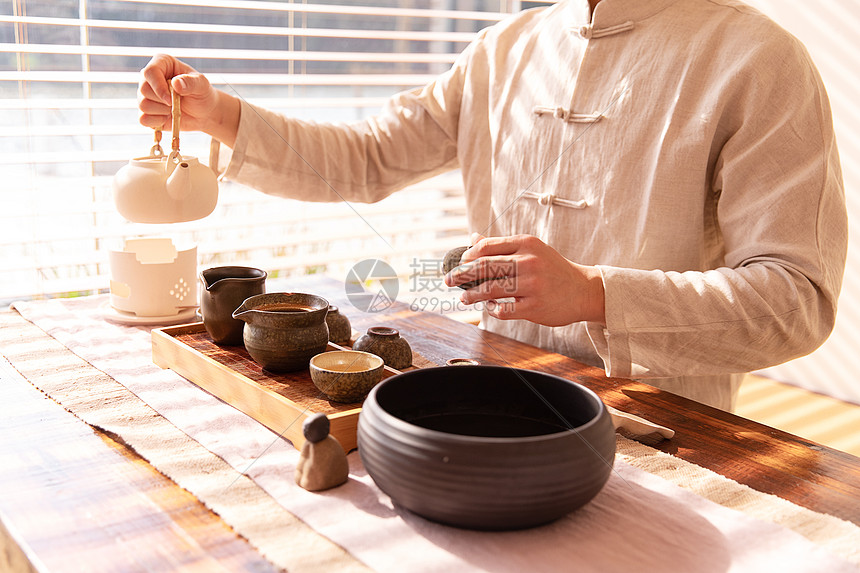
[325,305,352,345]
[310,350,384,403]
[446,358,481,366]
[352,326,412,370]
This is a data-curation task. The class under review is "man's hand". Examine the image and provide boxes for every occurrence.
[138,54,239,146]
[443,234,606,326]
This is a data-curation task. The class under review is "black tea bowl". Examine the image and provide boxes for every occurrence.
[357,365,616,530]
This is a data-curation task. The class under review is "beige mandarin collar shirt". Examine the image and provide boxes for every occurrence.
[219,0,847,410]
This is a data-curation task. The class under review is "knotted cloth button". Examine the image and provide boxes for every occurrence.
[537,193,554,206]
[579,24,593,39]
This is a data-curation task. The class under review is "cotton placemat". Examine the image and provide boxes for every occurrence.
[8,296,860,572]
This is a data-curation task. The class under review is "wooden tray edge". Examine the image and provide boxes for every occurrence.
[152,322,366,452]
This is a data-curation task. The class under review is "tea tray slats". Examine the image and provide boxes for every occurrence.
[151,322,401,452]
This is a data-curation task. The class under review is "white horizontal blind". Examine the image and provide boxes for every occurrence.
[0,0,554,303]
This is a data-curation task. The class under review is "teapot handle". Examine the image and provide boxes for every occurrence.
[150,84,182,163]
[170,86,181,156]
[150,129,164,157]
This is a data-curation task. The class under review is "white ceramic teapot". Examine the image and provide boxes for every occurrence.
[113,89,218,224]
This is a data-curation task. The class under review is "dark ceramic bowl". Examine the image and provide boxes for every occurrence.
[357,366,615,530]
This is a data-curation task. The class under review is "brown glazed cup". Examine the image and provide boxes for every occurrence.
[325,305,352,345]
[309,350,384,403]
[352,326,412,370]
[445,358,481,366]
[443,246,487,290]
[199,266,267,345]
[357,365,615,530]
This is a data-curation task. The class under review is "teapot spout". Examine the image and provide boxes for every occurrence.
[165,160,192,200]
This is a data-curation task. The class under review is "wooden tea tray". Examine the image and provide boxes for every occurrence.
[151,322,403,452]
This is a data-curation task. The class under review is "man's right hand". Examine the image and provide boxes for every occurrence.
[138,54,239,146]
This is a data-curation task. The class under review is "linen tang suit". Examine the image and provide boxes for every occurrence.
[219,0,847,410]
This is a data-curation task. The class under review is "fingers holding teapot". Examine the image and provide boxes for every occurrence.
[140,54,197,105]
[138,54,239,145]
[138,55,217,133]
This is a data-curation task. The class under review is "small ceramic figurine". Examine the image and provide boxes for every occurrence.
[295,413,349,491]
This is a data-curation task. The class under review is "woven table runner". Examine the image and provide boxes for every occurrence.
[5,296,860,572]
[0,307,369,573]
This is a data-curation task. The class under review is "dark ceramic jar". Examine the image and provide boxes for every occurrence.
[357,365,616,530]
[232,293,329,372]
[352,326,412,370]
[325,305,352,345]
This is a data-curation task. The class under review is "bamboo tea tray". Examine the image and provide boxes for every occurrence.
[151,322,403,452]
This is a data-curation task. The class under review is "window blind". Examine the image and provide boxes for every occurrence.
[0,0,553,303]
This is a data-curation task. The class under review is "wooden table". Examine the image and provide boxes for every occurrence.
[2,277,859,572]
[365,306,860,527]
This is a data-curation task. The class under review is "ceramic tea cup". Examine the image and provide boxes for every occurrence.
[232,293,329,372]
[352,326,412,370]
[443,245,488,290]
[309,350,384,403]
[199,266,267,345]
[325,305,352,345]
[445,358,481,366]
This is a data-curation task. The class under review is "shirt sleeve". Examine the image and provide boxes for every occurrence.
[587,34,848,379]
[218,41,479,203]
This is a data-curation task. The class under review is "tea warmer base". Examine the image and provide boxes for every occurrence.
[102,301,198,326]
